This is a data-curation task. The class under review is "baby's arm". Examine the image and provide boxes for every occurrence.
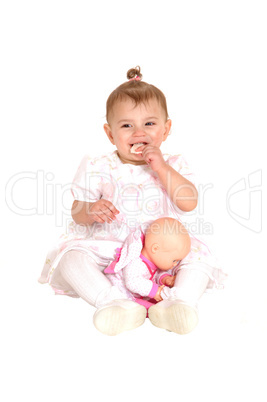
[141,146,197,212]
[71,199,119,225]
[156,164,198,212]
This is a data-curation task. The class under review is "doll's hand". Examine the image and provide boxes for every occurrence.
[161,275,176,288]
[89,199,120,224]
[141,145,166,172]
[154,285,165,301]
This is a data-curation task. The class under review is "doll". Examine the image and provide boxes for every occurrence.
[104,217,191,309]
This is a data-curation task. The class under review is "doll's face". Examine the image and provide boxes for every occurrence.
[148,246,183,271]
[104,98,171,165]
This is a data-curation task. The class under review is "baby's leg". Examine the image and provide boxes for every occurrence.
[173,265,210,306]
[148,265,210,335]
[58,251,146,335]
[58,250,126,308]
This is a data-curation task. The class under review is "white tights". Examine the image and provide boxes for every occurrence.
[173,267,210,305]
[58,251,210,309]
[58,251,127,308]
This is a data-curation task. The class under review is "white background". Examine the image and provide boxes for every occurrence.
[1,1,266,401]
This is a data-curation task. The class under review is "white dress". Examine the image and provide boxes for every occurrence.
[39,151,226,297]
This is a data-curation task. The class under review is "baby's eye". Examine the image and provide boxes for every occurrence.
[145,122,155,126]
[122,124,132,128]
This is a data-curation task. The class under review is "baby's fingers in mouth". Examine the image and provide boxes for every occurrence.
[130,142,147,154]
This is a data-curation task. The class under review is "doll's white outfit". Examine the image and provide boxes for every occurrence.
[39,151,226,320]
[104,229,161,309]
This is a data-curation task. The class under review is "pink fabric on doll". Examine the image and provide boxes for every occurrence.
[104,229,161,309]
[104,230,144,274]
[104,248,122,274]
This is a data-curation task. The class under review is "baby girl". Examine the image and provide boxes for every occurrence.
[39,66,225,336]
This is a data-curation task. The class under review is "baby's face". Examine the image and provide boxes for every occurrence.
[104,98,171,165]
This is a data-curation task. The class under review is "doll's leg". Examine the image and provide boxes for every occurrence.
[59,251,146,335]
[148,265,209,335]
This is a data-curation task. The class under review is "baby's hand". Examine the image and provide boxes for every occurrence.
[141,145,166,172]
[161,275,176,288]
[154,285,165,301]
[89,199,120,224]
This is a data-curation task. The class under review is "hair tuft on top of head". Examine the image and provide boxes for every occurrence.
[106,66,169,123]
[127,66,143,80]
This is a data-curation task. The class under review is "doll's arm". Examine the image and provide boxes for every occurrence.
[124,260,159,299]
[154,269,172,285]
[154,285,165,301]
[161,275,176,287]
[154,269,176,288]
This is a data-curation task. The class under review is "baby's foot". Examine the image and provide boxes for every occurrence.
[93,299,147,336]
[148,300,198,335]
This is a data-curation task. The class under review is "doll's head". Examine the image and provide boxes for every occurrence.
[104,66,172,165]
[142,217,191,270]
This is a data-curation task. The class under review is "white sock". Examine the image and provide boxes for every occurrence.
[58,250,127,308]
[172,267,210,305]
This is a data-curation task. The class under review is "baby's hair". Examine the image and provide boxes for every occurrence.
[106,66,169,123]
[126,66,143,80]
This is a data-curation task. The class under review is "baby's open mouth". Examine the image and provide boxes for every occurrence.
[130,142,147,154]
